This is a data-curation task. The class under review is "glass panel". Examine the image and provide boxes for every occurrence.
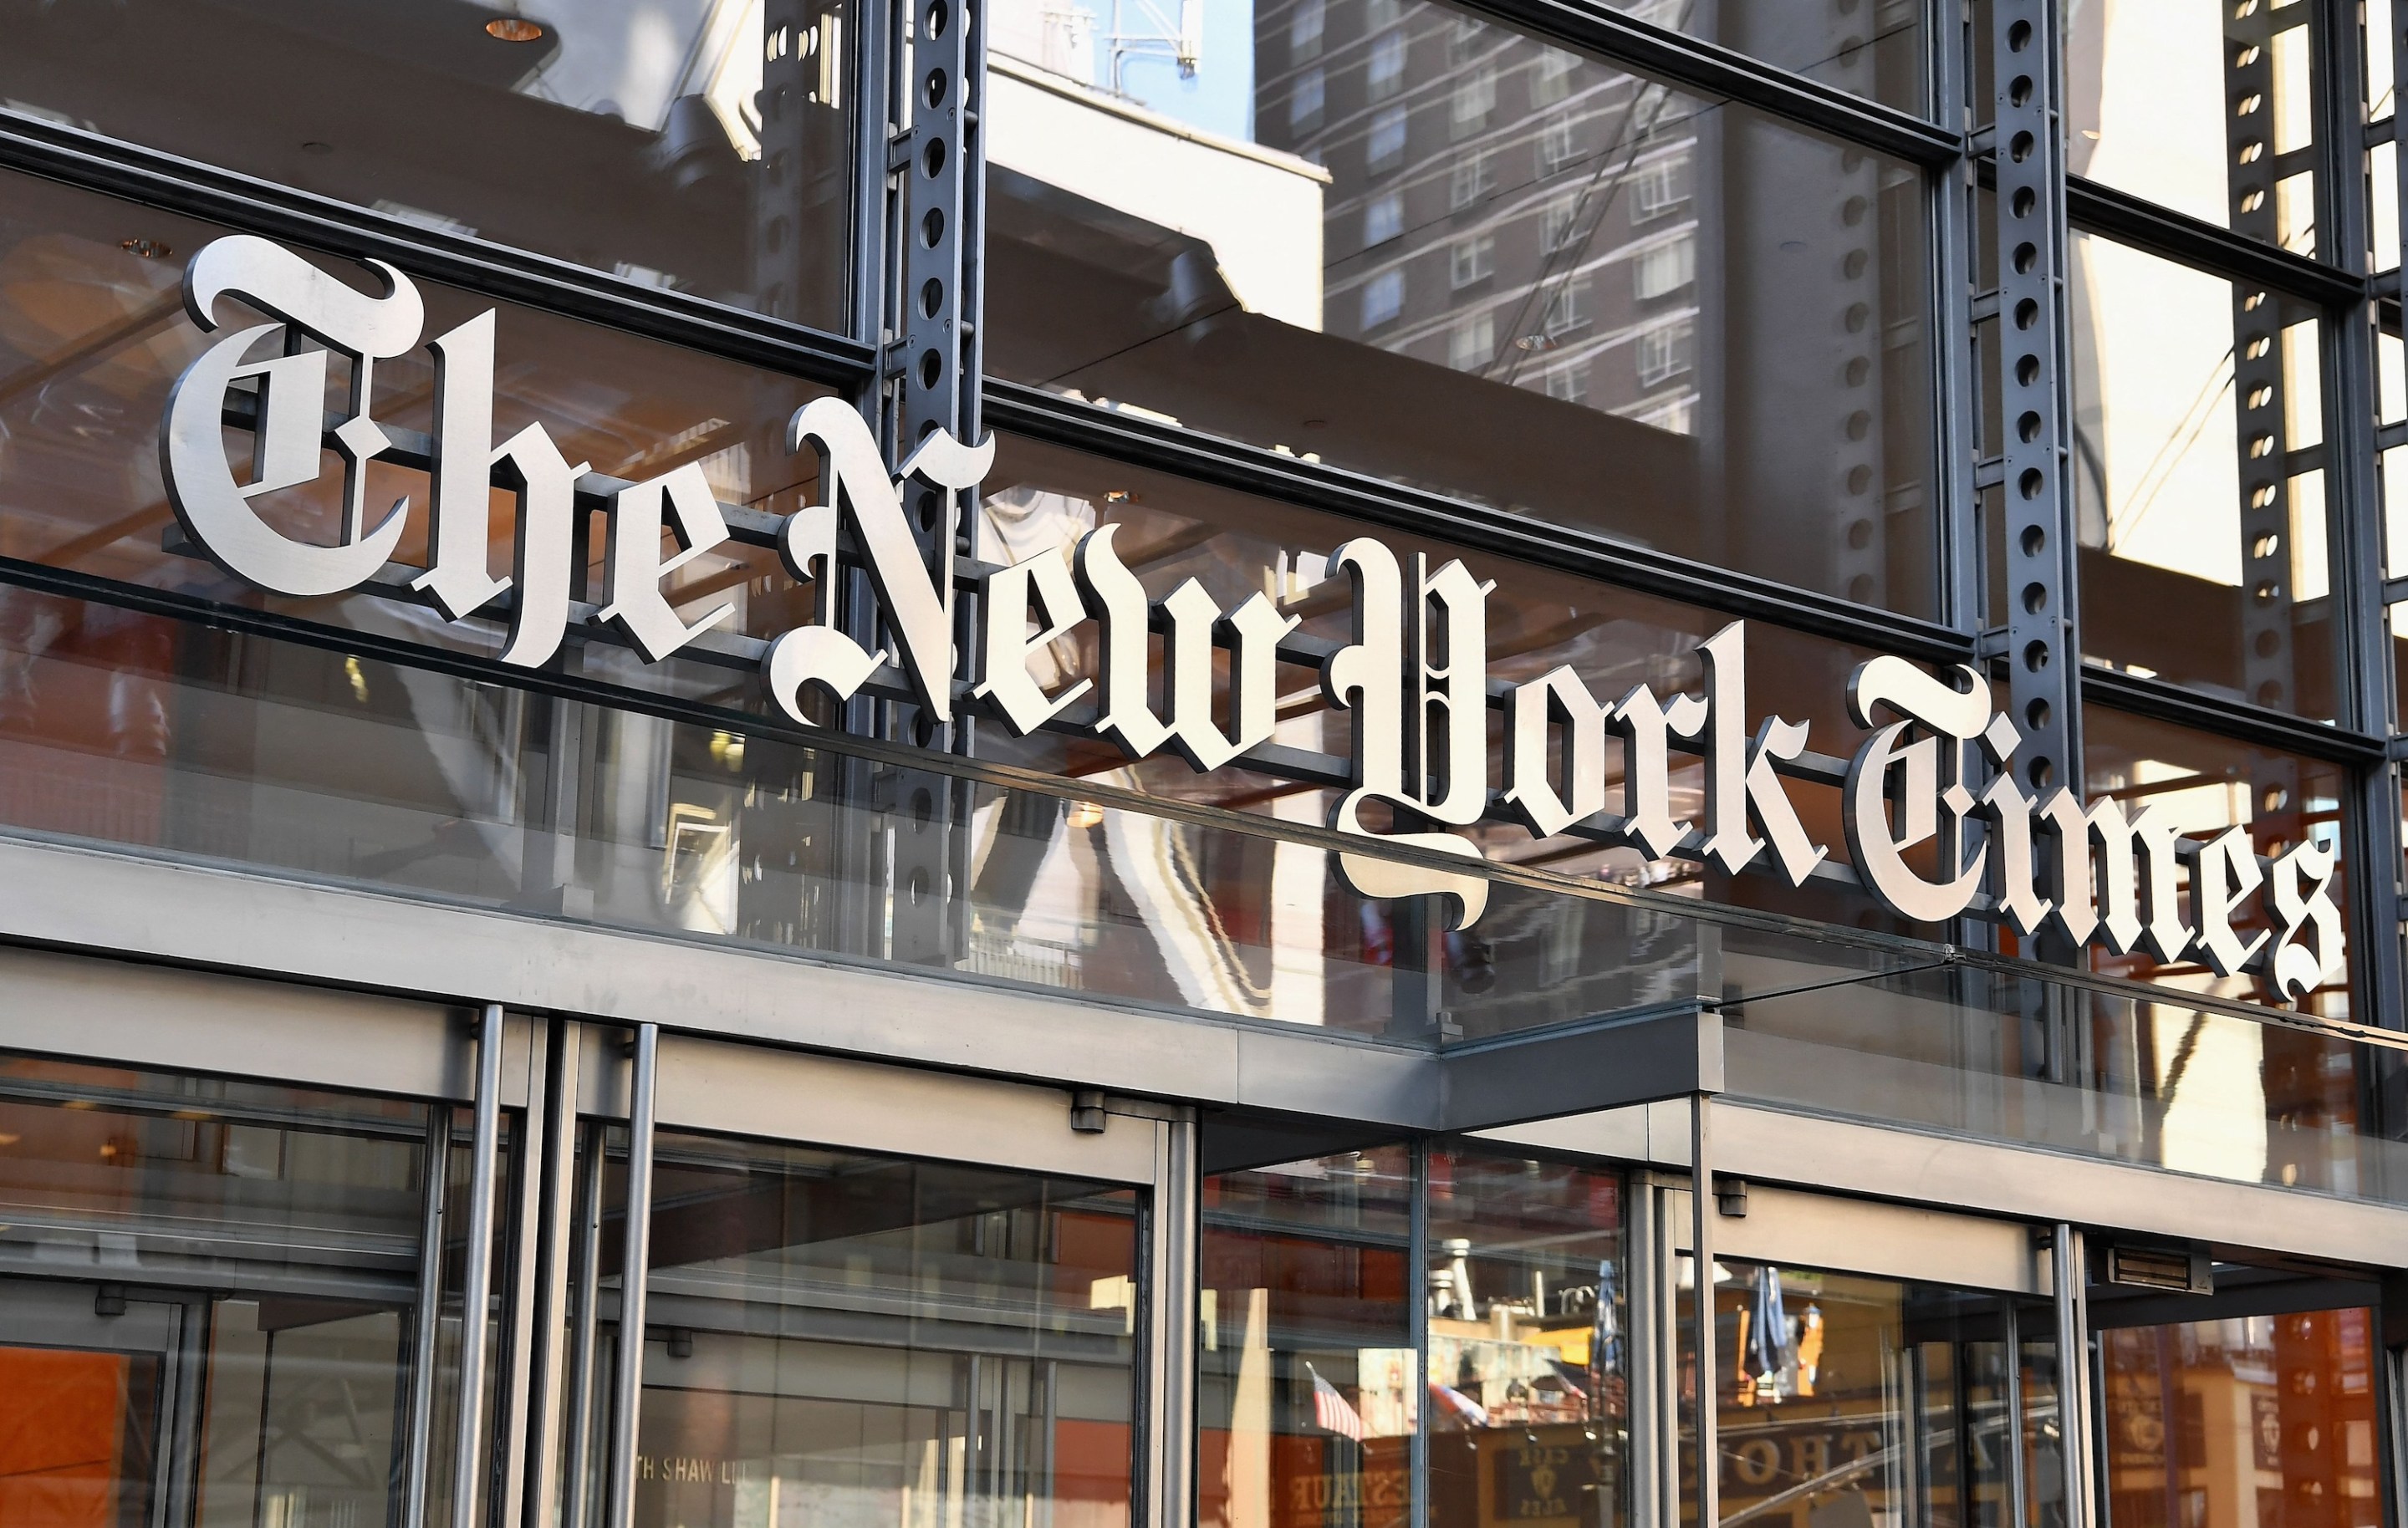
[2082,706,2349,1012]
[1426,1149,1630,1528]
[612,1132,1139,1528]
[0,168,829,674]
[1200,1148,1415,1528]
[1598,0,1928,113]
[2070,232,2336,718]
[1676,1254,2056,1528]
[2094,1271,2381,1528]
[2062,0,2319,255]
[0,0,854,328]
[0,1052,452,1528]
[984,0,1939,616]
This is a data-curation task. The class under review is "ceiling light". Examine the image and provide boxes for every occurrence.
[486,17,546,41]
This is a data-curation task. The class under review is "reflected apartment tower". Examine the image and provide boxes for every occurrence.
[1252,0,1933,612]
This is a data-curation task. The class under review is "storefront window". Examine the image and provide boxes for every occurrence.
[0,1052,456,1528]
[2069,232,2334,719]
[1200,1148,1416,1528]
[983,0,1937,615]
[605,1132,1140,1528]
[1681,1256,2061,1528]
[0,0,855,328]
[2094,1271,2380,1528]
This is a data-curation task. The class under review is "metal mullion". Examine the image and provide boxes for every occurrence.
[0,115,876,392]
[1406,1141,1430,1528]
[494,1018,550,1528]
[451,1004,508,1528]
[603,1025,661,1528]
[2062,175,2365,306]
[519,1021,587,1528]
[1691,1097,1717,1528]
[559,1118,607,1528]
[2002,1300,2027,1528]
[2049,1227,2094,1528]
[2077,667,2388,763]
[399,1103,452,1528]
[1443,0,1958,165]
[1934,0,1982,639]
[981,380,1980,664]
[1139,1112,1199,1528]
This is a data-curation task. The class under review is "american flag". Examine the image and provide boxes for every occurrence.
[1307,1363,1366,1442]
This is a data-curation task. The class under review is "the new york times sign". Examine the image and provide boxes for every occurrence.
[154,237,2344,1000]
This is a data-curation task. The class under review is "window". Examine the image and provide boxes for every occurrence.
[1364,0,1403,32]
[1637,316,1695,385]
[1451,232,1496,288]
[1289,69,1326,134]
[1541,276,1589,332]
[1447,16,1487,65]
[1541,193,1582,252]
[1367,103,1409,172]
[1367,28,1407,100]
[1450,69,1496,140]
[1361,268,1406,328]
[1634,233,1695,298]
[1448,149,1493,210]
[1541,361,1589,402]
[1363,190,1405,247]
[1449,310,1497,370]
[1536,115,1579,176]
[1631,81,1685,139]
[1633,150,1691,220]
[1289,0,1325,61]
[1532,46,1579,106]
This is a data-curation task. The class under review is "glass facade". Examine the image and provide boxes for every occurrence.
[2,7,2408,1528]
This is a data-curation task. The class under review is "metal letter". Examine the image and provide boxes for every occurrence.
[491,425,588,668]
[412,310,511,621]
[2181,827,2268,978]
[972,547,1092,737]
[1411,556,1494,827]
[1612,682,1707,859]
[2265,840,2345,1001]
[1500,666,1610,838]
[594,462,735,663]
[1160,580,1298,772]
[1074,522,1171,759]
[1841,654,1991,922]
[2036,792,2192,961]
[164,234,426,596]
[1698,625,1826,884]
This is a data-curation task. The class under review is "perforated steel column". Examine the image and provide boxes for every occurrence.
[875,0,982,966]
[1989,0,2083,944]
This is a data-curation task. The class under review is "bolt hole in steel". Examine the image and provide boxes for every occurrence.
[2027,756,2054,790]
[921,278,943,318]
[2255,629,2283,658]
[919,348,942,389]
[2025,698,2051,730]
[1843,249,1868,279]
[2014,297,2038,329]
[926,0,949,36]
[2018,466,2043,498]
[2016,354,2040,385]
[906,867,931,905]
[919,488,942,530]
[2009,74,2033,106]
[2009,130,2034,161]
[921,207,944,247]
[1846,518,1874,549]
[1841,195,1869,227]
[2263,784,2290,812]
[2011,187,2035,218]
[2256,681,2284,705]
[2021,524,2047,556]
[1846,465,1874,494]
[2012,242,2038,274]
[2018,410,2043,443]
[2023,582,2048,614]
[923,138,946,177]
[910,787,936,826]
[924,67,947,108]
[2023,639,2051,672]
[1844,409,1872,441]
[2007,18,2031,48]
[1844,356,1870,385]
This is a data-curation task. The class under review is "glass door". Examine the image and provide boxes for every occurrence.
[558,1033,1180,1528]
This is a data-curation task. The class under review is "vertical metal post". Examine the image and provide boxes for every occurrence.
[1691,1098,1717,1528]
[561,1118,606,1528]
[2002,1300,2028,1528]
[521,1022,586,1528]
[1625,1175,1665,1528]
[452,1005,507,1528]
[399,1104,452,1528]
[2049,1227,2094,1528]
[1987,0,2083,922]
[1141,1111,1199,1528]
[1406,1141,1430,1528]
[496,1022,549,1528]
[605,1025,661,1528]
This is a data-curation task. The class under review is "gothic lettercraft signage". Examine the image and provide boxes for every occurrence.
[156,237,2345,998]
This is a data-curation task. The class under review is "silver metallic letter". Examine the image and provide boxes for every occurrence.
[1698,625,1826,885]
[2181,827,2268,978]
[1612,682,1707,859]
[163,236,424,596]
[594,462,734,663]
[1074,522,1171,759]
[1160,580,1299,772]
[972,547,1092,736]
[2265,841,2344,1001]
[1411,556,1495,827]
[2035,792,2191,961]
[1841,653,1990,923]
[1501,667,1610,838]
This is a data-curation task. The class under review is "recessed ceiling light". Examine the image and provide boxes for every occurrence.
[119,237,171,259]
[486,17,545,41]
